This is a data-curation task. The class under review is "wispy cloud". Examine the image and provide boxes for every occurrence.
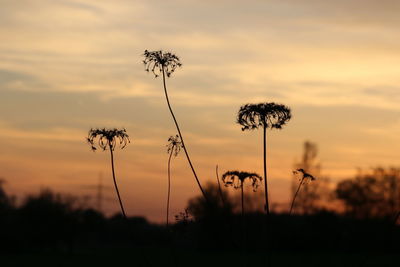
[0,121,83,142]
[1,0,399,110]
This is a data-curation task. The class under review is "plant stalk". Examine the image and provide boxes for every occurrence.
[161,67,208,201]
[263,125,271,267]
[166,147,174,227]
[109,145,127,219]
[216,165,226,207]
[263,125,270,215]
[290,178,305,215]
[241,184,246,266]
[241,184,245,218]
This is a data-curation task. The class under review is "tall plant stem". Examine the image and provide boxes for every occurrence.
[263,125,270,215]
[262,125,271,267]
[109,145,127,219]
[241,185,245,218]
[290,178,305,215]
[241,184,246,260]
[161,67,208,201]
[215,165,226,207]
[166,147,174,227]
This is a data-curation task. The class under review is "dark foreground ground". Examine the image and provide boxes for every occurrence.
[1,211,399,267]
[1,189,399,267]
[1,247,399,267]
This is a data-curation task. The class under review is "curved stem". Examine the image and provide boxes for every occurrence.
[215,165,226,207]
[166,148,173,227]
[161,67,208,201]
[290,178,305,215]
[263,125,270,215]
[109,145,127,219]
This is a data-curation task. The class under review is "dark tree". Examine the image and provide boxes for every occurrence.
[18,189,78,249]
[336,167,400,219]
[187,182,234,220]
[0,179,14,212]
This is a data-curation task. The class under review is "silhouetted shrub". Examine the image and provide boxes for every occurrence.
[336,167,400,219]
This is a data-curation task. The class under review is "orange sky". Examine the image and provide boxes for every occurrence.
[1,0,400,222]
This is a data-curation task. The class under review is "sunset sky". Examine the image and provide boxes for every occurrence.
[1,0,400,222]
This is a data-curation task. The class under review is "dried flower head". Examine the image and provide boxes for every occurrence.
[237,102,291,131]
[143,50,182,78]
[87,128,130,151]
[293,168,316,181]
[222,170,262,192]
[175,209,192,224]
[167,135,182,157]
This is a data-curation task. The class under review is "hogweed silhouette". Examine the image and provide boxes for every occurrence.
[87,128,130,219]
[175,208,192,225]
[143,50,208,201]
[222,170,262,217]
[237,102,291,215]
[166,135,182,227]
[143,50,182,78]
[290,168,316,215]
[222,170,262,253]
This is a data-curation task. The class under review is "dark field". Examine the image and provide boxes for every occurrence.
[2,248,399,267]
[1,212,399,267]
[1,179,399,267]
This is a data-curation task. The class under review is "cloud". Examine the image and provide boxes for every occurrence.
[1,0,400,112]
[0,121,84,142]
[363,86,400,101]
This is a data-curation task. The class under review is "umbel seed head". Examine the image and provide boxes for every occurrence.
[167,135,182,157]
[87,128,130,151]
[143,50,182,78]
[222,170,262,192]
[237,102,291,131]
[293,168,316,181]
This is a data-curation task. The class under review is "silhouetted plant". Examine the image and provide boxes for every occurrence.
[215,165,226,207]
[290,168,316,215]
[143,50,207,201]
[291,141,330,214]
[222,171,262,217]
[222,170,261,256]
[87,128,130,219]
[237,102,291,215]
[175,209,192,225]
[166,135,182,227]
